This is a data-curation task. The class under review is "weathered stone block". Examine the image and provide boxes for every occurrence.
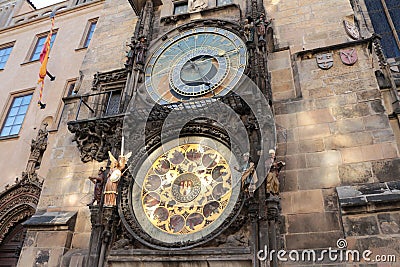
[372,159,400,182]
[71,232,91,249]
[343,215,379,236]
[298,139,325,153]
[284,154,306,170]
[361,144,385,161]
[377,213,400,234]
[36,231,72,248]
[356,89,381,101]
[268,49,291,71]
[305,150,342,168]
[340,147,364,163]
[330,118,365,134]
[285,231,342,250]
[370,99,385,113]
[339,162,373,185]
[281,190,325,214]
[322,188,339,212]
[280,170,298,192]
[363,114,390,131]
[298,167,340,190]
[297,124,331,140]
[324,132,373,149]
[331,103,370,119]
[297,109,335,126]
[381,142,399,159]
[285,142,300,155]
[306,87,334,98]
[354,236,400,256]
[275,114,298,129]
[372,129,395,143]
[287,212,340,233]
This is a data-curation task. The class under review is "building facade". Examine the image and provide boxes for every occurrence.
[0,0,399,266]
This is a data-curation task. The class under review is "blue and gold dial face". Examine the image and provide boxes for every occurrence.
[145,27,247,104]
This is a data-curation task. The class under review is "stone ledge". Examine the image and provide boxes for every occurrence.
[336,182,400,214]
[23,211,77,231]
[295,37,372,60]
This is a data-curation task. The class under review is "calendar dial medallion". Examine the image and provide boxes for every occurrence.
[130,138,242,247]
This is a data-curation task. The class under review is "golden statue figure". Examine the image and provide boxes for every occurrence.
[104,151,132,207]
[265,149,285,195]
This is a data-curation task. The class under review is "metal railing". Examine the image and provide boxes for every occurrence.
[71,89,122,121]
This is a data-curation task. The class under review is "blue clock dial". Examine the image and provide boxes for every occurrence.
[145,27,247,104]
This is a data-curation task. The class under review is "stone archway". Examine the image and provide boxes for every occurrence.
[0,221,27,267]
[0,178,42,267]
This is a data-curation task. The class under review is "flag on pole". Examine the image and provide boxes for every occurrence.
[37,12,56,109]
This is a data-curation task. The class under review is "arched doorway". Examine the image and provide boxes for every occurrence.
[0,222,27,267]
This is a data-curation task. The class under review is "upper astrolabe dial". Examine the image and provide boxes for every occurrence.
[144,27,248,104]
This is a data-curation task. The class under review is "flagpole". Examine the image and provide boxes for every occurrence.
[37,12,56,109]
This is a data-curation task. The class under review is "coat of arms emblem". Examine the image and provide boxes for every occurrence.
[340,48,358,65]
[316,53,334,70]
[344,20,360,40]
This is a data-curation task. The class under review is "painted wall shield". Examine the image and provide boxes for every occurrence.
[340,48,358,65]
[316,53,333,70]
[344,20,360,40]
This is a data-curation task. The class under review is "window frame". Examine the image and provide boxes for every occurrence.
[25,30,58,63]
[361,0,400,58]
[173,1,188,15]
[0,90,34,139]
[79,18,98,49]
[0,41,15,70]
[216,0,233,7]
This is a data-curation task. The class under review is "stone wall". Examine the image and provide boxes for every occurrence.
[266,0,354,53]
[267,0,400,260]
[16,0,137,265]
[77,0,137,94]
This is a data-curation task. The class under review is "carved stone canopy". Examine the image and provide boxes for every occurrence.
[67,116,123,163]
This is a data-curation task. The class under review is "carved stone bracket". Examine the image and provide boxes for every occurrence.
[91,69,128,91]
[67,116,123,163]
[266,195,281,221]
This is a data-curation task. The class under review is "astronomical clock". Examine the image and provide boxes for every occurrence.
[118,22,256,250]
[144,27,247,104]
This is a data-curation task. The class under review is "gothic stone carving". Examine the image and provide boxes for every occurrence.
[0,123,46,243]
[67,116,123,163]
[0,179,42,243]
[118,123,246,250]
[26,122,48,177]
[91,69,128,91]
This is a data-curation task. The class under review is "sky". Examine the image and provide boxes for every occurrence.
[30,0,65,9]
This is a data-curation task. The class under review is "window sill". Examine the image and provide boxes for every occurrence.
[0,134,19,141]
[20,59,40,66]
[75,47,88,52]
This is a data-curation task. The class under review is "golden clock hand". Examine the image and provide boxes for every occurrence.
[217,49,238,57]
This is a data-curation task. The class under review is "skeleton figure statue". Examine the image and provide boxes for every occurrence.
[243,17,255,44]
[255,13,272,43]
[104,151,132,207]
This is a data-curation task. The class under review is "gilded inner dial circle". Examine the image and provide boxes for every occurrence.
[141,144,232,235]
